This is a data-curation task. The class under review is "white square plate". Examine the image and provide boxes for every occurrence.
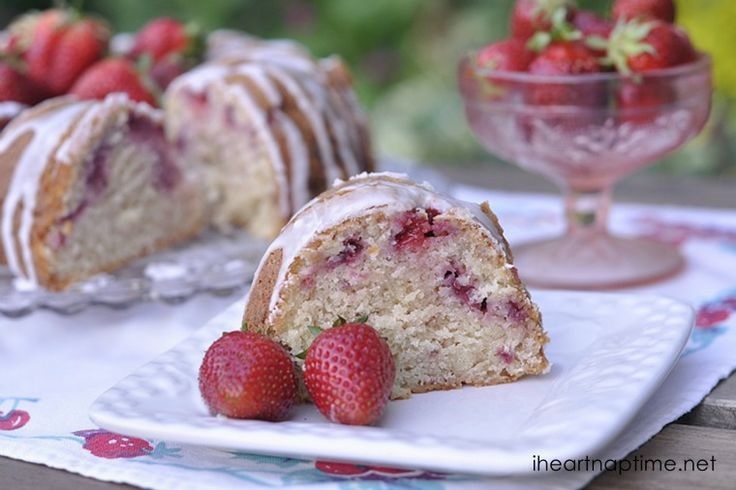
[90,291,693,476]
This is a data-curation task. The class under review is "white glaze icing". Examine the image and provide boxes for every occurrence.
[257,172,511,317]
[0,99,93,283]
[0,101,27,121]
[274,112,309,210]
[169,37,365,217]
[266,66,342,185]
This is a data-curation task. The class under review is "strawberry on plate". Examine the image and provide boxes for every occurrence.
[476,39,535,72]
[304,323,395,426]
[511,0,576,41]
[612,0,676,23]
[70,58,157,106]
[605,20,696,74]
[198,330,298,421]
[23,9,110,96]
[527,41,603,106]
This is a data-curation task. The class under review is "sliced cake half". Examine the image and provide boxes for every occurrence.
[0,94,206,290]
[244,172,549,399]
[164,39,373,239]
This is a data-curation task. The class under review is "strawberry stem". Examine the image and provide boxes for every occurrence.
[603,19,657,75]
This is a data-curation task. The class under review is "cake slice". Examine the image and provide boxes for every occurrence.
[244,173,549,399]
[0,94,206,290]
[164,38,373,239]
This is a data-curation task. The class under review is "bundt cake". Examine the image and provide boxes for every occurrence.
[0,93,206,290]
[165,37,373,239]
[244,173,549,399]
[0,101,26,130]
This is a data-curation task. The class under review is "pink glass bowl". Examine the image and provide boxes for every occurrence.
[458,54,712,289]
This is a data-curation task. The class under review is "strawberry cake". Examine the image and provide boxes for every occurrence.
[164,37,373,238]
[244,173,549,398]
[0,94,205,290]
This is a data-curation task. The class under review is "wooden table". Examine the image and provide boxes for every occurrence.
[3,164,735,489]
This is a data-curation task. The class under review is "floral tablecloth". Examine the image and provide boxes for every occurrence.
[1,184,735,490]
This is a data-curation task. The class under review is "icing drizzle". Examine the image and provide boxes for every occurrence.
[168,38,368,216]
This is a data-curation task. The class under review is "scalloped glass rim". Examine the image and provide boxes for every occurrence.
[89,291,694,476]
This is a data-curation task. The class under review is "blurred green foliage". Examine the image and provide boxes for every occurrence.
[1,0,734,176]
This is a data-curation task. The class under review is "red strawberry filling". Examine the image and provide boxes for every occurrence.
[393,208,452,251]
[127,114,181,191]
[326,236,365,268]
[496,346,516,365]
[185,90,209,113]
[442,262,487,313]
[48,115,179,250]
[441,262,527,322]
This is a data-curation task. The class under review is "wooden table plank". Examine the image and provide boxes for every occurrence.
[0,456,134,490]
[589,424,736,490]
[686,375,736,430]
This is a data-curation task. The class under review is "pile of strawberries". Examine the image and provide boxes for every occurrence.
[476,0,698,112]
[0,7,201,109]
[198,321,396,426]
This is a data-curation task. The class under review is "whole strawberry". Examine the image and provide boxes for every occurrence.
[617,79,675,124]
[612,0,675,23]
[304,323,395,426]
[70,58,157,106]
[572,10,613,38]
[24,9,110,96]
[476,39,534,72]
[0,62,42,104]
[527,42,603,106]
[511,0,575,41]
[130,17,196,63]
[198,331,298,421]
[605,20,696,74]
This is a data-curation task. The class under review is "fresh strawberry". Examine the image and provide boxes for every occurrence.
[572,10,613,38]
[476,39,535,72]
[24,10,110,96]
[304,323,395,426]
[198,331,298,421]
[511,0,576,42]
[131,17,194,63]
[70,58,157,106]
[612,0,675,23]
[0,62,43,104]
[617,79,675,124]
[527,42,603,105]
[605,20,696,74]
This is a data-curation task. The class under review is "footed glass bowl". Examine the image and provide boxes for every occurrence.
[458,54,712,289]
